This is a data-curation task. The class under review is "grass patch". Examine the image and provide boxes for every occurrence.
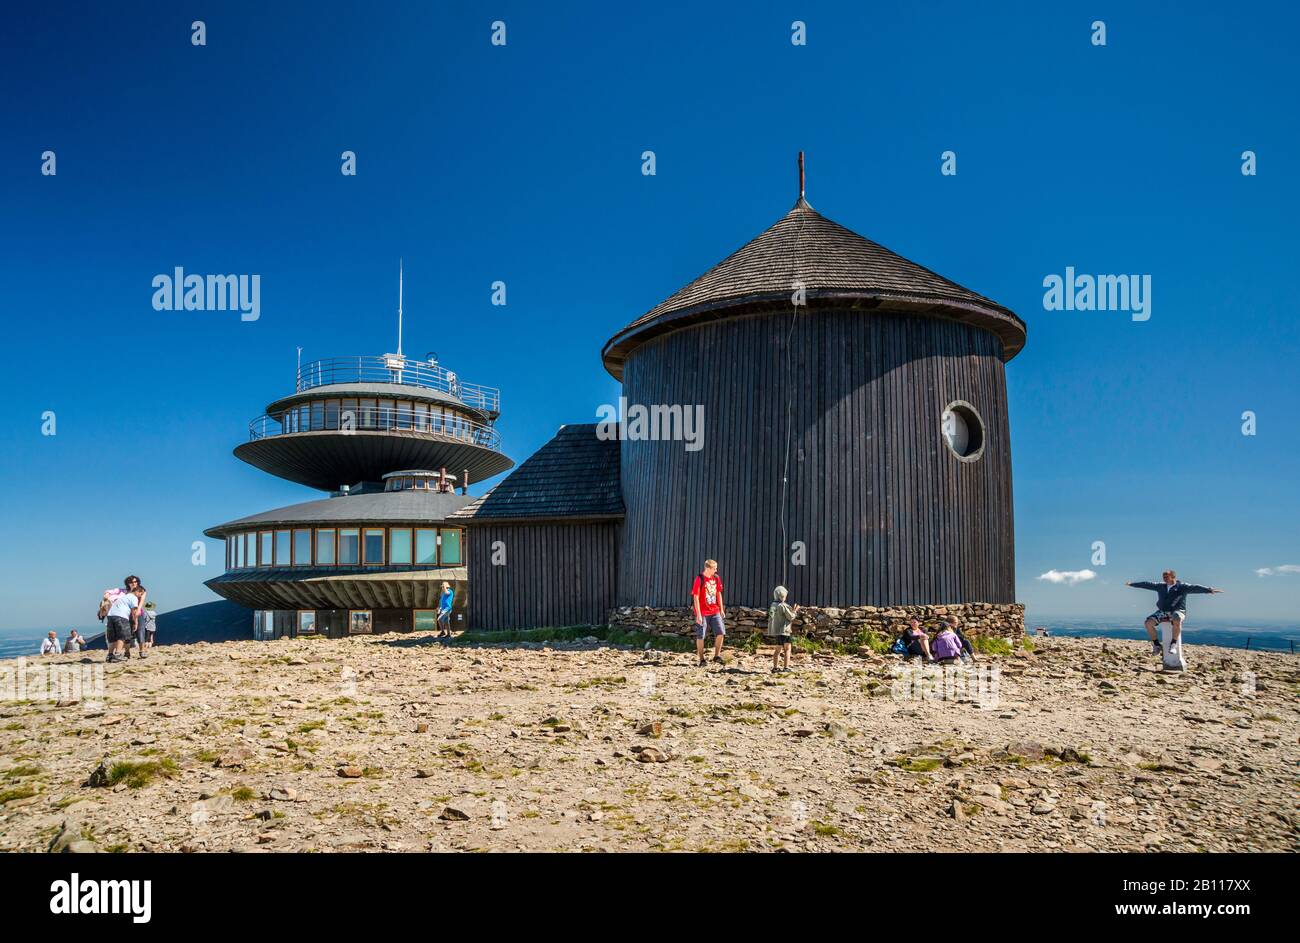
[891,756,943,773]
[107,758,178,789]
[0,785,37,805]
[973,636,1014,656]
[3,764,41,780]
[296,720,326,734]
[570,675,627,690]
[230,786,257,802]
[451,624,697,653]
[811,821,842,837]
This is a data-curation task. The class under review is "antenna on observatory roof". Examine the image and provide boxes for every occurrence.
[798,151,805,200]
[397,258,404,358]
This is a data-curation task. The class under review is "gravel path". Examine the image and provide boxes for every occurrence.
[2,634,1295,852]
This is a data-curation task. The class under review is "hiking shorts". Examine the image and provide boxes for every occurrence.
[106,616,132,644]
[694,614,725,639]
[1148,610,1186,624]
[766,633,792,646]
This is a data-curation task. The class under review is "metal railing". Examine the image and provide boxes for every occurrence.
[248,407,503,450]
[295,356,500,414]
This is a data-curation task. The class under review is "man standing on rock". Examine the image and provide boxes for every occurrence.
[691,559,726,667]
[1127,570,1222,666]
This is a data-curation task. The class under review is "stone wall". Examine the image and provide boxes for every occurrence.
[608,602,1025,644]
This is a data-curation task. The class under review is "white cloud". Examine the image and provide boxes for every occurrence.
[1255,564,1300,577]
[1036,569,1097,586]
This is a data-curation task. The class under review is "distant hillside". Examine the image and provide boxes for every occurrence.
[82,599,252,649]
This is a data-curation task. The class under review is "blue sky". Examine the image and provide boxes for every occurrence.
[1,1,1297,630]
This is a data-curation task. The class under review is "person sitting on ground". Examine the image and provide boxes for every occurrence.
[944,616,976,662]
[136,596,156,658]
[766,585,799,673]
[40,631,60,655]
[898,618,934,661]
[63,630,83,653]
[932,622,965,665]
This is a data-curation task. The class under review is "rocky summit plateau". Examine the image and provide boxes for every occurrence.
[1,635,1295,853]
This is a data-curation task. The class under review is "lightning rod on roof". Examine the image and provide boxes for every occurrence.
[798,151,805,200]
[397,258,404,358]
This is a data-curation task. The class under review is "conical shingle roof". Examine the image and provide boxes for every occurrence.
[602,198,1025,378]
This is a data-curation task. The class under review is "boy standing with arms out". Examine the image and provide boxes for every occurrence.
[691,559,726,667]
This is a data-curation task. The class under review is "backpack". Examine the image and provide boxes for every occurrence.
[890,635,907,655]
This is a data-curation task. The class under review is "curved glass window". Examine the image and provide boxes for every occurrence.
[363,528,385,565]
[316,529,335,566]
[440,528,461,565]
[293,528,312,566]
[338,528,360,565]
[390,528,412,564]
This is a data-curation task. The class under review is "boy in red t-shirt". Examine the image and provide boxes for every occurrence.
[691,559,726,666]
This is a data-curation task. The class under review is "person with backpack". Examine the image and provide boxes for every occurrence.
[63,630,83,653]
[894,618,934,662]
[40,631,60,655]
[691,559,726,667]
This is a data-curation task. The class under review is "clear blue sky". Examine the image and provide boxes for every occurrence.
[2,1,1297,630]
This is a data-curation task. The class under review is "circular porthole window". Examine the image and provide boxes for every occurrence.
[941,401,985,461]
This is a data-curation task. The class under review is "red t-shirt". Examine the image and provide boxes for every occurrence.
[692,573,723,616]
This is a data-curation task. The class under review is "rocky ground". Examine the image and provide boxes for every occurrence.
[1,634,1295,852]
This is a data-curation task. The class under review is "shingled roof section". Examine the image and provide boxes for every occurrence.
[450,423,623,524]
[602,198,1026,378]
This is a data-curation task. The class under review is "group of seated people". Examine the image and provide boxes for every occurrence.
[895,616,975,665]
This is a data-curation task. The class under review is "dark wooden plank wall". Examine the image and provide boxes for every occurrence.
[617,308,1014,609]
[466,522,620,630]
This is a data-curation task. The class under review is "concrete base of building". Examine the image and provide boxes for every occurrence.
[608,602,1026,642]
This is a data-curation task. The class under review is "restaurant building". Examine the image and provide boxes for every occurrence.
[204,353,513,638]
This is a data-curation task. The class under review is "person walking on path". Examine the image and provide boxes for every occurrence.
[766,585,798,673]
[436,582,455,638]
[691,559,726,667]
[1127,570,1222,657]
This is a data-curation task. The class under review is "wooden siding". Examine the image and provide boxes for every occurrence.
[466,522,620,630]
[617,308,1015,609]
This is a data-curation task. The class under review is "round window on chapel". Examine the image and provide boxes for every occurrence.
[941,401,985,461]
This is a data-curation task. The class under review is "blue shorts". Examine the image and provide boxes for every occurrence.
[1148,610,1186,624]
[694,614,725,639]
